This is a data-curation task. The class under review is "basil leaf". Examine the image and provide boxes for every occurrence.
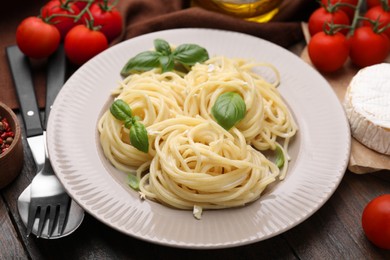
[124,118,133,129]
[275,145,285,168]
[211,92,246,130]
[110,99,132,121]
[159,55,175,73]
[154,39,171,56]
[130,120,149,153]
[120,51,161,76]
[128,174,140,191]
[173,44,209,66]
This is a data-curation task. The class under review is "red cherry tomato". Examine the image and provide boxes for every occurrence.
[74,0,103,10]
[16,16,61,59]
[321,0,358,19]
[367,0,390,9]
[349,26,390,68]
[74,1,88,10]
[308,7,350,36]
[90,3,123,42]
[362,194,390,250]
[308,31,349,72]
[363,5,390,39]
[41,0,81,39]
[64,24,108,65]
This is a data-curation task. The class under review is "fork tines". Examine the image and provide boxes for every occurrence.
[26,193,71,238]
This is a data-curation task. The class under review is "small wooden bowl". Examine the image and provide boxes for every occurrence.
[0,102,24,189]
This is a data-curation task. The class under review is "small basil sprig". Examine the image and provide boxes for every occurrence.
[211,92,246,130]
[120,38,209,76]
[110,99,149,153]
[128,174,140,191]
[274,145,285,168]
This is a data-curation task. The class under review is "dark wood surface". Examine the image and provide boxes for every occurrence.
[1,115,390,260]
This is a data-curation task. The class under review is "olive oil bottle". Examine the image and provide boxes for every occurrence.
[192,0,284,22]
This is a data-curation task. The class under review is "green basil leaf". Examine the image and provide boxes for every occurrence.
[124,118,133,129]
[128,174,140,191]
[130,120,149,153]
[159,55,175,73]
[154,39,172,56]
[172,44,209,66]
[110,99,132,121]
[120,51,161,76]
[275,145,285,168]
[211,92,246,130]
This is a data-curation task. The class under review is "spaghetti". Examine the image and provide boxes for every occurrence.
[98,55,297,212]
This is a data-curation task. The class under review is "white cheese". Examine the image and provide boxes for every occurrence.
[343,63,390,155]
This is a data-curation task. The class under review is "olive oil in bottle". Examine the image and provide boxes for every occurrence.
[193,0,284,22]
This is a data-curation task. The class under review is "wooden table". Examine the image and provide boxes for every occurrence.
[2,43,390,259]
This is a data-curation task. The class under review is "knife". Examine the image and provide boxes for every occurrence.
[7,46,44,171]
[6,45,66,171]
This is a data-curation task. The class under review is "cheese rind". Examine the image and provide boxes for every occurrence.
[344,63,390,155]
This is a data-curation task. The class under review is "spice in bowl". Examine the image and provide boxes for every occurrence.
[0,116,15,155]
[0,102,24,189]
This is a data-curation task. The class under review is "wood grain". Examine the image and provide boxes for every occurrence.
[0,196,28,259]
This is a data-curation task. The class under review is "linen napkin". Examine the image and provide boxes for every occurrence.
[0,0,316,110]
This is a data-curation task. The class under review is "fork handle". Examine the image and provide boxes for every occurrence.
[6,45,43,137]
[44,44,66,130]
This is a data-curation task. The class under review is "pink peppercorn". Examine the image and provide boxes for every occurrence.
[0,117,14,154]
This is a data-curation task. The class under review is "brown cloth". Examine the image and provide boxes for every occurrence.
[0,0,316,110]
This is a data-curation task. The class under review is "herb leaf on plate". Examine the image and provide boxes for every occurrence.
[110,99,149,153]
[121,38,209,76]
[211,92,246,131]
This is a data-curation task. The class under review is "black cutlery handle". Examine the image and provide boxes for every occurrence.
[44,44,66,129]
[6,45,43,137]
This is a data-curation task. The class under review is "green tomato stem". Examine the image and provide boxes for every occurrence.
[348,0,364,37]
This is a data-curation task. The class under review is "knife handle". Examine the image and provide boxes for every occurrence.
[44,44,66,129]
[6,46,43,137]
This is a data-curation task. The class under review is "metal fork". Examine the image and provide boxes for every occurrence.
[26,133,71,237]
[6,45,71,238]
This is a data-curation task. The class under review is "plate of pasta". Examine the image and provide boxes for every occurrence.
[47,28,351,248]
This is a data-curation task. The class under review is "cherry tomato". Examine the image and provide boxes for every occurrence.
[41,0,81,39]
[16,16,61,59]
[363,5,390,39]
[90,3,123,42]
[308,7,350,36]
[362,194,390,249]
[74,1,88,10]
[349,26,390,68]
[321,0,358,19]
[74,0,102,11]
[367,0,390,9]
[64,24,108,65]
[308,31,349,72]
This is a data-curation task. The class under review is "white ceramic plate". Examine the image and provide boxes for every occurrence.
[47,28,351,249]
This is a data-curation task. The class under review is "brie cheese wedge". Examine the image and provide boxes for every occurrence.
[344,63,390,155]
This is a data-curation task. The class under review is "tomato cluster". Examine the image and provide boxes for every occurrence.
[308,0,390,72]
[16,0,123,65]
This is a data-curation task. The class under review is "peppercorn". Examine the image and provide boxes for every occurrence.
[0,116,14,155]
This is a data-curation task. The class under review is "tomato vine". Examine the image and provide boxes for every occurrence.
[16,0,123,64]
[308,0,390,72]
